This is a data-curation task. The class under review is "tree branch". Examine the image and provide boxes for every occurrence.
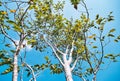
[0,26,17,46]
[23,62,36,81]
[81,0,89,19]
[65,45,69,54]
[43,35,64,66]
[81,76,86,81]
[68,40,75,63]
[94,31,104,73]
[18,3,31,25]
[54,43,65,55]
[71,56,81,71]
[29,71,41,81]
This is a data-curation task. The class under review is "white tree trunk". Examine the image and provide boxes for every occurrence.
[12,47,20,81]
[12,53,18,81]
[64,64,73,81]
[63,54,73,81]
[44,36,77,81]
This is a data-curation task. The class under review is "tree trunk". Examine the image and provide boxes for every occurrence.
[12,47,20,81]
[92,74,96,81]
[64,64,73,81]
[12,54,18,81]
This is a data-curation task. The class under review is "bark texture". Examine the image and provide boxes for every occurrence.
[12,47,20,81]
[64,64,73,81]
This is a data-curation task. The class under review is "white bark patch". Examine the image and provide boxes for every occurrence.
[64,63,73,81]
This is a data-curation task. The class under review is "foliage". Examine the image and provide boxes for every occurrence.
[0,0,120,81]
[34,0,120,81]
[0,0,45,80]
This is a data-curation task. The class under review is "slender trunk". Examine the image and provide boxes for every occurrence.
[92,73,96,81]
[64,64,73,81]
[12,47,20,81]
[12,54,18,81]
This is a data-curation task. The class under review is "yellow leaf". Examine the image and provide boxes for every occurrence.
[88,35,94,39]
[10,10,16,13]
[88,34,96,39]
[1,11,7,15]
[84,18,89,22]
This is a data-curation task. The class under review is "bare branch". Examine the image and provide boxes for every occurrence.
[68,40,75,63]
[94,31,104,73]
[81,76,87,81]
[54,43,65,55]
[29,71,41,81]
[23,62,36,81]
[43,35,64,66]
[71,56,81,71]
[18,4,31,25]
[81,0,89,19]
[0,26,17,46]
[65,45,69,54]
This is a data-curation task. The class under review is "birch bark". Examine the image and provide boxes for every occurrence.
[12,47,20,81]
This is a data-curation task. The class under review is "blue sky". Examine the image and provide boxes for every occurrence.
[0,0,120,81]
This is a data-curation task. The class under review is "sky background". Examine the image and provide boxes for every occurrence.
[0,0,120,81]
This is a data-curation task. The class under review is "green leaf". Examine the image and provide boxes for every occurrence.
[10,50,16,53]
[1,66,13,75]
[13,26,23,33]
[27,71,31,77]
[114,39,118,42]
[107,54,113,56]
[93,37,96,41]
[27,39,36,44]
[109,28,115,33]
[41,64,45,70]
[86,68,93,74]
[0,60,11,66]
[96,17,102,25]
[0,1,2,6]
[0,54,4,58]
[108,34,115,37]
[108,14,114,22]
[104,56,108,58]
[117,35,120,40]
[5,44,11,47]
[44,56,49,61]
[110,56,115,60]
[96,14,99,20]
[7,20,22,33]
[7,20,16,25]
[92,46,98,48]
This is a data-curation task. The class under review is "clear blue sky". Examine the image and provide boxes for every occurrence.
[0,0,120,81]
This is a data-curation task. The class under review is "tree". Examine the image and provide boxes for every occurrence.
[0,0,120,81]
[0,0,38,81]
[34,0,120,81]
[0,0,61,81]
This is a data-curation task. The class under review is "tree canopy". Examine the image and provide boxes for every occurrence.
[0,0,120,81]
